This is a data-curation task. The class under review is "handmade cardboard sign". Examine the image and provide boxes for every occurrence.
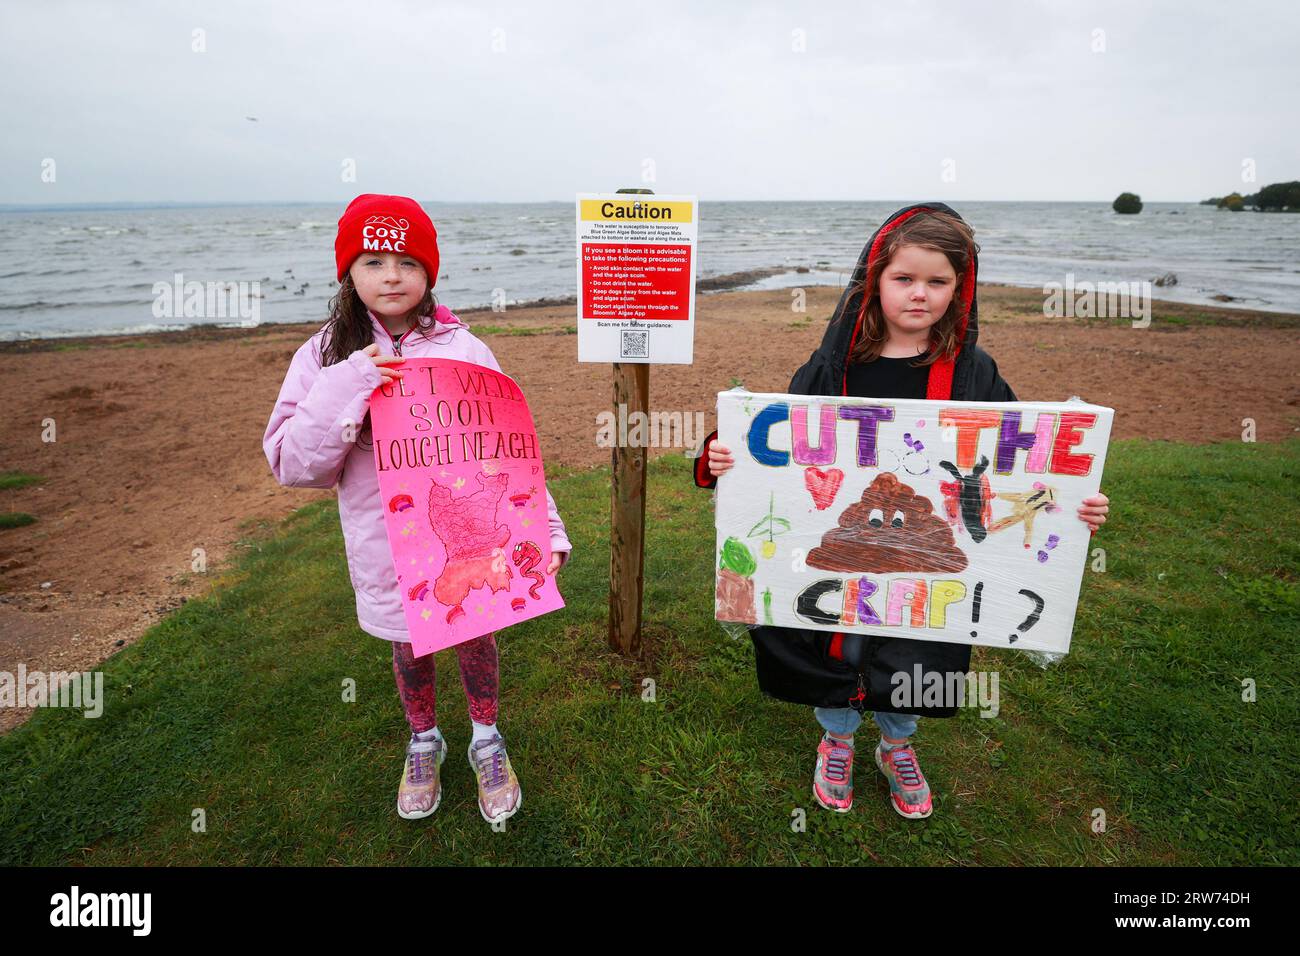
[576,193,698,364]
[713,392,1113,655]
[369,358,565,657]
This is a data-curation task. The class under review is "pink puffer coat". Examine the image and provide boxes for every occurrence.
[263,305,572,642]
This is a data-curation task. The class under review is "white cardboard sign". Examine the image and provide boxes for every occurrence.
[713,391,1113,655]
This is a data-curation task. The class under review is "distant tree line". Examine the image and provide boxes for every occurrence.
[1201,181,1300,212]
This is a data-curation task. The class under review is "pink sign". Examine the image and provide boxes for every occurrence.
[369,358,565,657]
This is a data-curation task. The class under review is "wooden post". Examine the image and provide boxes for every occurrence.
[607,186,655,657]
[608,361,649,655]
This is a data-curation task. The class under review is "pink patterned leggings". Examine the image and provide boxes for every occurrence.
[391,632,499,733]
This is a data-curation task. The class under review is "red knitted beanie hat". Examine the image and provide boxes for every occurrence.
[334,194,440,285]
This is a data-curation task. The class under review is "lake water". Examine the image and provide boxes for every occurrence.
[1,200,1296,340]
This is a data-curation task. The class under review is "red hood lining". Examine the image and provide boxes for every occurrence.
[840,206,976,401]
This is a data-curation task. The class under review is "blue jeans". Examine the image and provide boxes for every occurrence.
[815,707,918,742]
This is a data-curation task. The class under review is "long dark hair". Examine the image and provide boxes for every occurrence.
[845,210,976,367]
[320,274,440,368]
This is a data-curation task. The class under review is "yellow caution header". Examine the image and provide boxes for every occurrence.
[579,199,694,223]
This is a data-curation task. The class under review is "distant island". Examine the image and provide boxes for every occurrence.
[1113,192,1142,214]
[1201,181,1300,211]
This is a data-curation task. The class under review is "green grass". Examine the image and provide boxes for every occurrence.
[0,472,44,491]
[1066,306,1300,330]
[0,472,43,529]
[978,296,1300,330]
[1,440,1296,866]
[472,325,578,338]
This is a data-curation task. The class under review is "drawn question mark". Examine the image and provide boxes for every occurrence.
[1009,588,1044,643]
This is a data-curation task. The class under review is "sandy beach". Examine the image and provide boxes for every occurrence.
[1,283,1298,732]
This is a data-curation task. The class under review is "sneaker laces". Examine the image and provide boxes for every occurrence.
[473,740,507,790]
[888,747,922,787]
[408,739,437,784]
[821,739,852,783]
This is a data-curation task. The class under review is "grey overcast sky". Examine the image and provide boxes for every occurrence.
[2,0,1295,204]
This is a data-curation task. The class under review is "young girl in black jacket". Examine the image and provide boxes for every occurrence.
[696,203,1110,818]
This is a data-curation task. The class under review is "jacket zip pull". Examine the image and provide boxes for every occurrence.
[848,674,867,713]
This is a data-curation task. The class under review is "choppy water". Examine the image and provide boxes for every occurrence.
[1,200,1296,340]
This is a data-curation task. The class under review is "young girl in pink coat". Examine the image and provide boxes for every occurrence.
[263,194,571,823]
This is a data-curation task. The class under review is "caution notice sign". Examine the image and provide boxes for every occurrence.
[576,193,698,364]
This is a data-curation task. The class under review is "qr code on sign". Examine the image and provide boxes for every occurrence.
[620,330,649,359]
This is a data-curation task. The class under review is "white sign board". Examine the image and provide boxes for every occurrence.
[713,391,1113,655]
[576,193,697,364]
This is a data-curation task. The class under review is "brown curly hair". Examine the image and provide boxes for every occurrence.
[844,209,977,368]
[319,273,440,368]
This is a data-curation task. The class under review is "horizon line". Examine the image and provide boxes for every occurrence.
[0,197,1216,212]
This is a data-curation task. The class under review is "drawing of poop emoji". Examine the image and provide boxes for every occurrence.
[807,472,968,573]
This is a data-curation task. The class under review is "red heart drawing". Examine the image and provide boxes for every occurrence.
[805,467,844,510]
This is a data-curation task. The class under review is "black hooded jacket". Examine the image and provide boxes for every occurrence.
[695,202,1018,717]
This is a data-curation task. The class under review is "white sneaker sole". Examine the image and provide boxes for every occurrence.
[812,783,853,813]
[396,745,446,820]
[476,787,522,824]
